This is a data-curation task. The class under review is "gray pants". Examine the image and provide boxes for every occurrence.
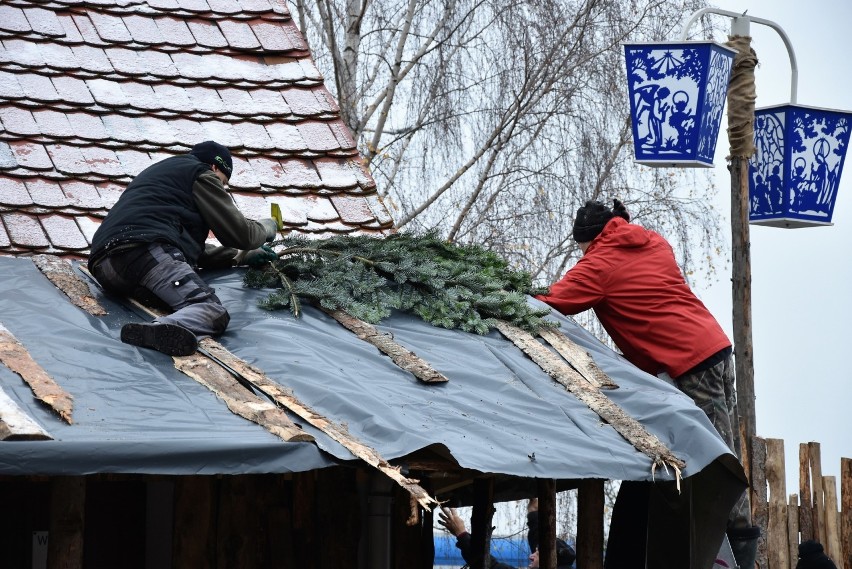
[91,243,230,338]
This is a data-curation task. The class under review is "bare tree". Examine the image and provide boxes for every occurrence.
[291,0,723,286]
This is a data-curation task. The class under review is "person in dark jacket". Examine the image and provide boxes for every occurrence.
[88,141,280,356]
[535,199,758,566]
[795,541,838,569]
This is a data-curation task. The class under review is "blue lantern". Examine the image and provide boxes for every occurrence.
[624,41,737,167]
[749,104,852,228]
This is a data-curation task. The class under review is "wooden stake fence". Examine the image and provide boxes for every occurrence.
[751,437,850,569]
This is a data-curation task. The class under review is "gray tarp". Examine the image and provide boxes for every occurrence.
[0,256,743,486]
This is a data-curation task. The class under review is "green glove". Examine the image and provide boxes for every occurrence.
[243,245,278,267]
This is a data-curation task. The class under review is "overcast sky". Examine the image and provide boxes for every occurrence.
[694,0,852,496]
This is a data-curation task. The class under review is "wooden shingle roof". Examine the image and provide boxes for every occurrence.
[0,0,393,258]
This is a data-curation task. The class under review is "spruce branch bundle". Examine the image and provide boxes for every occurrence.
[243,232,555,334]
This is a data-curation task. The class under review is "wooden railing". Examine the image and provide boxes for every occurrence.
[750,437,851,569]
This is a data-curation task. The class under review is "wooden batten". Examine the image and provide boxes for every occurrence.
[0,385,52,440]
[538,328,618,389]
[766,438,788,569]
[787,494,799,569]
[809,442,826,545]
[751,436,768,569]
[823,476,842,565]
[799,442,814,541]
[33,255,107,316]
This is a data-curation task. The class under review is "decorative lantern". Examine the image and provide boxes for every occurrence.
[749,104,852,227]
[624,41,737,167]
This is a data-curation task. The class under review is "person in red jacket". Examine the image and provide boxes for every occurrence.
[535,199,758,567]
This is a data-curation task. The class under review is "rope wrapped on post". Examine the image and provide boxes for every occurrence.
[725,35,758,158]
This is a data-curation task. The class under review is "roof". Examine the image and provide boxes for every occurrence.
[0,255,740,487]
[0,0,392,258]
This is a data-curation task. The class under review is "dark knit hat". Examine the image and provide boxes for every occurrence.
[796,540,837,569]
[190,141,233,179]
[572,199,630,242]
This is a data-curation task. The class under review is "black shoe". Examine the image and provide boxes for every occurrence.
[121,322,198,356]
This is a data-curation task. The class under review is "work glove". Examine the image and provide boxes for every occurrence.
[259,218,279,242]
[237,245,278,267]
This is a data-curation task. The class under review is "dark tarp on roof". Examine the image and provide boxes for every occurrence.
[0,255,742,486]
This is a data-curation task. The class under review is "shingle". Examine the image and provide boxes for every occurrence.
[280,158,321,187]
[156,17,196,46]
[76,215,102,243]
[89,11,133,43]
[233,122,275,149]
[41,214,89,250]
[200,121,241,148]
[269,195,310,225]
[55,13,84,43]
[135,116,180,145]
[24,8,66,38]
[60,180,103,209]
[298,121,340,152]
[96,182,124,208]
[51,76,96,105]
[246,156,287,187]
[104,48,147,76]
[16,75,60,103]
[0,6,32,33]
[270,59,312,83]
[72,46,114,74]
[138,50,180,78]
[3,212,49,248]
[230,192,270,220]
[314,158,359,188]
[171,52,214,80]
[124,14,167,44]
[47,145,90,175]
[33,110,75,138]
[71,13,106,45]
[81,146,124,177]
[328,119,356,149]
[366,195,394,225]
[238,0,276,13]
[218,20,261,50]
[102,114,146,143]
[0,143,15,169]
[232,54,277,82]
[314,86,341,113]
[206,0,241,14]
[305,197,340,222]
[249,89,289,115]
[1,39,45,67]
[176,0,212,13]
[283,88,326,116]
[169,118,208,144]
[265,122,306,152]
[0,220,10,248]
[120,82,161,110]
[249,19,297,52]
[8,141,53,170]
[0,72,24,99]
[115,149,155,176]
[0,177,31,206]
[188,19,228,48]
[330,195,377,224]
[26,178,68,208]
[296,58,323,81]
[86,78,130,107]
[145,0,181,9]
[0,107,40,136]
[181,86,224,114]
[218,88,256,115]
[67,113,110,141]
[40,43,79,71]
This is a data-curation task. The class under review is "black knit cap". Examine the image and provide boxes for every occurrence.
[572,198,630,242]
[796,540,837,569]
[190,140,233,179]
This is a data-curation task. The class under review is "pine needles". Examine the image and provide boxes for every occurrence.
[243,232,555,334]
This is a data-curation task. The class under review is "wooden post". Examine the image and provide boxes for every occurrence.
[470,478,494,569]
[841,458,851,569]
[172,476,217,568]
[823,476,842,565]
[538,479,557,569]
[577,479,604,569]
[799,443,814,542]
[810,442,826,545]
[787,494,799,569]
[47,476,85,569]
[753,436,769,569]
[766,438,788,569]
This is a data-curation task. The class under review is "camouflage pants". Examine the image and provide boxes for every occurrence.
[677,354,751,526]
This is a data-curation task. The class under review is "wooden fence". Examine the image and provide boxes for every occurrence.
[750,438,851,569]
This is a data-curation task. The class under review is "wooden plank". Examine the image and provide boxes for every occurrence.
[323,309,448,383]
[0,324,73,423]
[538,328,618,389]
[766,438,788,569]
[787,494,799,569]
[495,320,685,474]
[810,442,826,545]
[538,479,557,569]
[32,254,107,316]
[752,436,769,569]
[841,458,852,569]
[823,476,842,565]
[47,476,85,569]
[173,353,313,443]
[800,442,814,541]
[577,479,604,569]
[469,477,494,569]
[0,385,52,440]
[172,476,216,568]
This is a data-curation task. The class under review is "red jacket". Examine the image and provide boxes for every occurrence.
[535,217,731,378]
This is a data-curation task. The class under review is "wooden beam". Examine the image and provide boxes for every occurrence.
[823,476,842,565]
[495,321,685,474]
[787,494,798,569]
[0,324,73,423]
[324,309,448,383]
[577,480,604,569]
[33,255,107,316]
[752,436,769,569]
[47,476,85,569]
[841,458,851,569]
[766,438,788,569]
[537,479,557,569]
[809,442,826,545]
[0,385,52,440]
[799,442,814,541]
[469,478,494,569]
[537,329,618,389]
[172,476,216,568]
